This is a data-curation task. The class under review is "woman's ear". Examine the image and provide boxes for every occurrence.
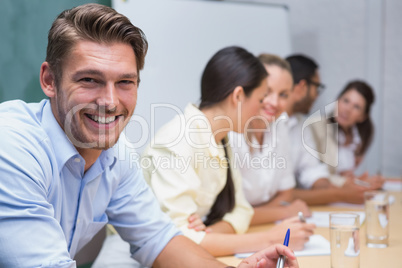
[231,86,245,105]
[40,62,56,98]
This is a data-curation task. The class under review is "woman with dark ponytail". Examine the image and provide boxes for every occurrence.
[137,46,308,256]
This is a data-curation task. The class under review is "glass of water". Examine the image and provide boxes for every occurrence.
[364,191,389,248]
[330,212,360,268]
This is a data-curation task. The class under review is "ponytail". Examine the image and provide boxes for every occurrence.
[204,139,235,226]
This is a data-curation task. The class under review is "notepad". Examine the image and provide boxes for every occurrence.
[235,234,330,258]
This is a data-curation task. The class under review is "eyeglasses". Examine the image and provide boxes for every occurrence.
[307,80,326,95]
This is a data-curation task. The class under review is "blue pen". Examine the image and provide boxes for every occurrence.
[276,228,290,268]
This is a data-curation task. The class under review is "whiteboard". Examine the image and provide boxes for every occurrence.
[113,0,291,150]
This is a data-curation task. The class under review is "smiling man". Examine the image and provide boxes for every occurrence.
[41,40,138,170]
[0,3,298,268]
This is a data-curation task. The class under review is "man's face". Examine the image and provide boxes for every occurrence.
[51,41,138,150]
[294,71,321,114]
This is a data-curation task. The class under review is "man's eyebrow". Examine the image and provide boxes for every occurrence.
[72,70,138,80]
[120,73,138,80]
[72,69,104,80]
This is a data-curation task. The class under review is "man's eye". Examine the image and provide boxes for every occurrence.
[80,78,95,83]
[120,80,133,84]
[119,80,137,88]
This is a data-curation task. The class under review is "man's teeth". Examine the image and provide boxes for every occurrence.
[90,115,117,124]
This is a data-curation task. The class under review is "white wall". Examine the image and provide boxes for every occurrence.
[115,0,401,176]
[382,0,402,177]
[114,0,292,152]
[232,0,401,177]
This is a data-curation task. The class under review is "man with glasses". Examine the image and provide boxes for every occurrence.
[286,55,325,115]
[284,54,367,205]
[284,54,329,192]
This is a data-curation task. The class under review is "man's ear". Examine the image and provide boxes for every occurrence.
[231,86,245,106]
[40,62,56,98]
[293,79,308,99]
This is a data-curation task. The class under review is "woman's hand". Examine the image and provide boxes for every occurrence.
[269,216,315,251]
[188,213,210,232]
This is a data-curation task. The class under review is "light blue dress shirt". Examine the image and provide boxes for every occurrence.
[0,100,181,268]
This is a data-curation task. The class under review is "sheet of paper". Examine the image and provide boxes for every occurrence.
[329,202,364,209]
[235,234,330,258]
[306,211,365,227]
[330,195,395,208]
[383,180,402,192]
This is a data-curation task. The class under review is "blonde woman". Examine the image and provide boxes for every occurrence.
[230,54,312,225]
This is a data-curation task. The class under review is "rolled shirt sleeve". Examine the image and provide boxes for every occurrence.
[143,147,210,244]
[289,114,331,189]
[143,145,253,243]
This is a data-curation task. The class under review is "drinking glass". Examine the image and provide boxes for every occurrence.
[330,212,360,268]
[364,191,389,248]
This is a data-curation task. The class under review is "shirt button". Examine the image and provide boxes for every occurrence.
[77,219,80,224]
[74,158,81,163]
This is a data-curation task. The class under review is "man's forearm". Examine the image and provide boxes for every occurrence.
[153,235,227,268]
[293,188,341,205]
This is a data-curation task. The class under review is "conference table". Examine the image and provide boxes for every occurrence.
[217,191,402,268]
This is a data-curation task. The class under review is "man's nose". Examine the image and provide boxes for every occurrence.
[96,83,119,111]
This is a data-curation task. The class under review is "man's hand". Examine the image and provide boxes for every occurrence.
[286,199,312,218]
[238,244,298,268]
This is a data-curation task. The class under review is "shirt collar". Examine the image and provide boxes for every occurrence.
[287,113,300,129]
[183,103,224,158]
[273,112,289,128]
[352,125,361,144]
[99,146,117,170]
[41,100,117,172]
[278,111,289,121]
[41,100,79,172]
[339,125,361,147]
